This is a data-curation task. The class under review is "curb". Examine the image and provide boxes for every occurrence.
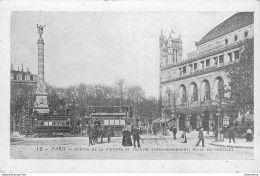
[210,142,254,149]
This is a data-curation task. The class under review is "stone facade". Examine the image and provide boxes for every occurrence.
[159,12,254,131]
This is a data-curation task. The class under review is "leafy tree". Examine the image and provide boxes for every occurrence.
[226,38,254,123]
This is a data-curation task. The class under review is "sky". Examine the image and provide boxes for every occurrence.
[11,11,236,98]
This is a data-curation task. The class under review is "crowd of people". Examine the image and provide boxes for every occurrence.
[86,119,254,147]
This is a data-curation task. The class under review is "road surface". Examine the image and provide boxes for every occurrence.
[10,131,253,159]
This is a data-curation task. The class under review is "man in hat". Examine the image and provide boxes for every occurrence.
[132,127,142,148]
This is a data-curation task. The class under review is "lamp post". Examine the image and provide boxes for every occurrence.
[216,99,222,142]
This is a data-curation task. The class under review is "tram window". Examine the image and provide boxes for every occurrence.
[104,120,109,125]
[62,122,65,125]
[120,120,125,125]
[58,122,61,125]
[115,120,120,125]
[53,122,56,125]
[109,120,115,125]
[40,122,44,125]
[66,122,69,125]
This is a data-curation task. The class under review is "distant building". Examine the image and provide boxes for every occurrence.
[10,63,37,85]
[159,12,254,131]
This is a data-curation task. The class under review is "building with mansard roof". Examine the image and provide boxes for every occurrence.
[159,12,254,131]
[10,64,37,85]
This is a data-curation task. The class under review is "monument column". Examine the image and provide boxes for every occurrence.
[37,37,45,82]
[34,24,48,109]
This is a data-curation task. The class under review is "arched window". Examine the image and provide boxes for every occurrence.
[218,78,224,99]
[204,81,210,100]
[192,84,198,102]
[180,85,187,104]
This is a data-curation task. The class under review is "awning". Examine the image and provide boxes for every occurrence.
[152,118,162,123]
[152,118,175,124]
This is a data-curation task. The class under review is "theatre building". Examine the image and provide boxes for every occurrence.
[159,12,254,131]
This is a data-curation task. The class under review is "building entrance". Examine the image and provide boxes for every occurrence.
[202,111,209,131]
[190,113,197,131]
[179,113,185,131]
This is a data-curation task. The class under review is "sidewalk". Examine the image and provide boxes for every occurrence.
[210,138,254,149]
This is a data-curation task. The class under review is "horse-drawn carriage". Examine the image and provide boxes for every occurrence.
[87,121,112,146]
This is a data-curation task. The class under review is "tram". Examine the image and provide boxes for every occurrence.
[31,107,71,137]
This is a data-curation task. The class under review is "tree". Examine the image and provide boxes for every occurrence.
[10,83,36,132]
[226,38,254,123]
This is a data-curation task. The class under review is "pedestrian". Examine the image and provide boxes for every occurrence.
[196,127,205,147]
[132,127,142,148]
[182,127,187,143]
[173,126,177,140]
[121,127,127,146]
[87,126,95,146]
[206,126,210,135]
[228,127,236,143]
[219,127,224,142]
[215,128,218,139]
[246,126,253,142]
[107,126,112,143]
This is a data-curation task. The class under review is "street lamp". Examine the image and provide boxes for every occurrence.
[216,100,222,142]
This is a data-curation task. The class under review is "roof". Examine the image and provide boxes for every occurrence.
[196,12,254,46]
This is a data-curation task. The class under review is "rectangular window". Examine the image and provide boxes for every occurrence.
[213,57,218,65]
[44,122,48,126]
[234,50,240,60]
[219,55,224,64]
[30,75,33,81]
[194,63,197,71]
[22,74,25,80]
[183,66,186,74]
[120,120,125,125]
[201,61,205,68]
[66,122,70,125]
[179,68,183,76]
[53,122,56,125]
[228,52,233,62]
[48,122,52,126]
[206,59,210,67]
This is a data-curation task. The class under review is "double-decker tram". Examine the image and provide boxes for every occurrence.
[88,106,133,136]
[31,107,71,137]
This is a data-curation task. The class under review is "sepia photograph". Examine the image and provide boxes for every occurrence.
[0,0,259,173]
